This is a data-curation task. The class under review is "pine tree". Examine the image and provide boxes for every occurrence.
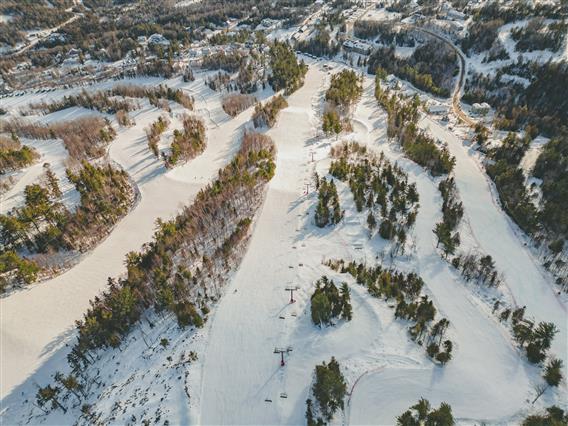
[543,357,563,387]
[340,282,352,321]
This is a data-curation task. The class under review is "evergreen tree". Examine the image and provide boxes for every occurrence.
[312,357,347,421]
[543,357,563,387]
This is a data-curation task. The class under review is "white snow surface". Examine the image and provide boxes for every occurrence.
[1,62,566,425]
[0,76,260,399]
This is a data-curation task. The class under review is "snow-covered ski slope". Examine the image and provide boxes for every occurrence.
[198,67,566,424]
[1,61,566,424]
[0,76,261,399]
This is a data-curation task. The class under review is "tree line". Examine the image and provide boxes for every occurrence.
[0,162,133,290]
[2,117,115,162]
[375,76,455,176]
[326,259,453,365]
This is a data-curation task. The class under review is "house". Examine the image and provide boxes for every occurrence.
[343,39,371,55]
[472,102,491,116]
[147,33,170,47]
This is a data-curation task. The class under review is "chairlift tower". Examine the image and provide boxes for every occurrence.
[285,286,300,303]
[274,346,293,366]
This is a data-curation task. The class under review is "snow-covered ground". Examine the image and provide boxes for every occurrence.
[0,76,261,399]
[0,136,79,214]
[1,41,567,425]
[197,69,566,425]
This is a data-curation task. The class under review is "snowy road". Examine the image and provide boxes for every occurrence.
[0,80,254,399]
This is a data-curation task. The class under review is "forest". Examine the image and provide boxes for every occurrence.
[354,19,415,46]
[268,41,308,95]
[464,60,568,138]
[375,77,455,176]
[296,26,340,58]
[368,39,457,98]
[511,18,567,53]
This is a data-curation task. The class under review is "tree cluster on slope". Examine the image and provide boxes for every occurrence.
[451,252,502,287]
[329,141,419,251]
[222,94,258,117]
[305,357,347,425]
[325,70,363,111]
[397,398,454,426]
[0,134,39,173]
[374,77,455,176]
[314,177,342,228]
[326,259,452,364]
[268,41,308,95]
[522,406,568,426]
[252,95,288,128]
[311,276,352,327]
[433,177,462,258]
[166,115,206,167]
[146,115,169,158]
[0,162,133,289]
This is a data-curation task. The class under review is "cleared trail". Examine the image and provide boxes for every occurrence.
[420,117,567,367]
[0,80,252,399]
[348,82,537,424]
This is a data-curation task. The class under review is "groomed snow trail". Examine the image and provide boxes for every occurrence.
[0,79,253,399]
[346,80,538,424]
[198,68,541,425]
[419,118,567,366]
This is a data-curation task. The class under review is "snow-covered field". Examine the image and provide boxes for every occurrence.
[1,58,566,425]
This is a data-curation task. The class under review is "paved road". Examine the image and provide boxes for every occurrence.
[406,25,477,127]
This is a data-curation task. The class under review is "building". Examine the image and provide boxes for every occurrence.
[147,34,170,47]
[343,39,372,55]
[471,102,491,116]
